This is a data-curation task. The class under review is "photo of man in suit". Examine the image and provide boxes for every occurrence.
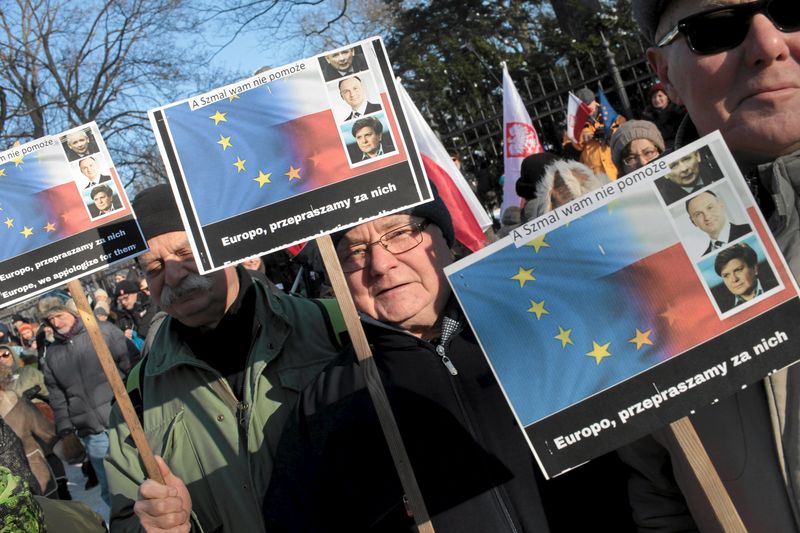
[346,116,395,164]
[62,129,100,162]
[655,146,723,204]
[338,76,382,122]
[685,191,751,256]
[713,243,778,313]
[87,184,122,218]
[319,46,368,81]
[78,156,112,189]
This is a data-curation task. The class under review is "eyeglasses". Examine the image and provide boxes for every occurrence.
[339,221,429,273]
[623,148,660,167]
[656,0,800,55]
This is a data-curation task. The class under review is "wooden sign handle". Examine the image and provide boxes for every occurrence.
[66,279,164,484]
[669,417,745,532]
[316,235,434,533]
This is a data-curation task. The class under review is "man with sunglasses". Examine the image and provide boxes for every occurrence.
[623,1,800,530]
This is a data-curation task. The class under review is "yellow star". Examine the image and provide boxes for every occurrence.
[4,217,12,228]
[12,155,24,167]
[285,165,301,180]
[209,110,227,125]
[554,326,573,348]
[254,170,272,188]
[511,267,535,288]
[228,92,240,102]
[525,234,550,253]
[233,157,246,173]
[527,299,549,320]
[44,222,56,232]
[20,226,32,238]
[0,168,5,176]
[628,328,654,350]
[309,152,323,167]
[586,341,612,365]
[660,303,680,326]
[217,135,232,150]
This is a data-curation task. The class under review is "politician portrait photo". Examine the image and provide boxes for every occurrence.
[74,154,113,190]
[342,114,396,164]
[60,128,100,162]
[329,73,383,123]
[700,237,780,314]
[83,183,123,220]
[671,183,752,259]
[655,145,724,205]
[318,45,368,82]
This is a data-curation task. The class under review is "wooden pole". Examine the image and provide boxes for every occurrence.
[669,417,746,532]
[316,235,435,533]
[66,279,164,484]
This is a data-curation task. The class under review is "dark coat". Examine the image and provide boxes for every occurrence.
[42,319,133,436]
[642,102,685,150]
[345,101,382,121]
[114,295,158,339]
[264,312,551,532]
[701,222,752,255]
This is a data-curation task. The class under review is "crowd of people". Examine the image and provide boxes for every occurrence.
[1,0,799,530]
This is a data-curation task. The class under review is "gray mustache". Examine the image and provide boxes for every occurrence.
[160,273,213,308]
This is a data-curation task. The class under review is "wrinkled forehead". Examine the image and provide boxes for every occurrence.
[67,131,88,143]
[140,232,191,263]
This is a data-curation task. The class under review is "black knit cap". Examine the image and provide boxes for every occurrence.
[132,184,185,241]
[113,280,139,298]
[332,182,455,249]
[517,152,561,200]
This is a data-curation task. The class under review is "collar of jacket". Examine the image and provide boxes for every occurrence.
[144,266,291,378]
[357,296,464,344]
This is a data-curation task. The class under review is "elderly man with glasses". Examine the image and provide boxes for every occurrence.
[262,193,555,531]
[620,1,800,530]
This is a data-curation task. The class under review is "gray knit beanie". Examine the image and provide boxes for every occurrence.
[631,0,674,45]
[610,120,665,169]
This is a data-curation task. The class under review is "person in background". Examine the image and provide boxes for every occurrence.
[610,120,666,175]
[564,88,626,180]
[641,82,684,149]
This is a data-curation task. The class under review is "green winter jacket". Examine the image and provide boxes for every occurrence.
[104,275,343,532]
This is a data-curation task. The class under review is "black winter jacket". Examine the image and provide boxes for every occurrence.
[42,319,133,436]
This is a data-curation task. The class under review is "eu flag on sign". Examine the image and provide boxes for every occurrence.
[448,188,723,426]
[597,88,619,140]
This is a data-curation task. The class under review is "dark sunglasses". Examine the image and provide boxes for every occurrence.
[656,0,800,55]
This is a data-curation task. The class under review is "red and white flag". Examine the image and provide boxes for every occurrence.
[566,92,593,145]
[397,82,490,252]
[502,63,542,212]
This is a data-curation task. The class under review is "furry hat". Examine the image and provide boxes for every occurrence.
[610,120,665,169]
[37,297,77,319]
[529,160,610,217]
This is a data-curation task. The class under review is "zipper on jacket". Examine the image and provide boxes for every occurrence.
[435,344,458,376]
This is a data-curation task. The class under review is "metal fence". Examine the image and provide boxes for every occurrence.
[421,35,658,176]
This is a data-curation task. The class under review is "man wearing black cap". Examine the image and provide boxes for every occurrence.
[620,1,800,530]
[113,280,157,344]
[263,195,553,531]
[104,185,343,532]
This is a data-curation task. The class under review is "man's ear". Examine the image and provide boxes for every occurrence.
[646,47,684,107]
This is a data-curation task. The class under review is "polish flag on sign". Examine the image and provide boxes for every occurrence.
[566,92,593,145]
[397,81,490,252]
[502,63,542,212]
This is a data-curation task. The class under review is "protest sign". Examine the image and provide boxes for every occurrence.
[446,132,800,479]
[0,123,147,308]
[149,37,430,273]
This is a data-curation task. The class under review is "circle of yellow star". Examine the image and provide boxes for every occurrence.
[527,299,549,320]
[554,326,573,348]
[228,92,240,102]
[285,165,302,180]
[209,110,227,125]
[44,222,56,232]
[254,170,272,188]
[4,217,13,228]
[0,168,6,176]
[20,226,33,238]
[217,135,232,150]
[586,341,612,365]
[12,155,24,167]
[233,157,246,173]
[628,328,654,350]
[525,234,550,253]
[511,267,535,288]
